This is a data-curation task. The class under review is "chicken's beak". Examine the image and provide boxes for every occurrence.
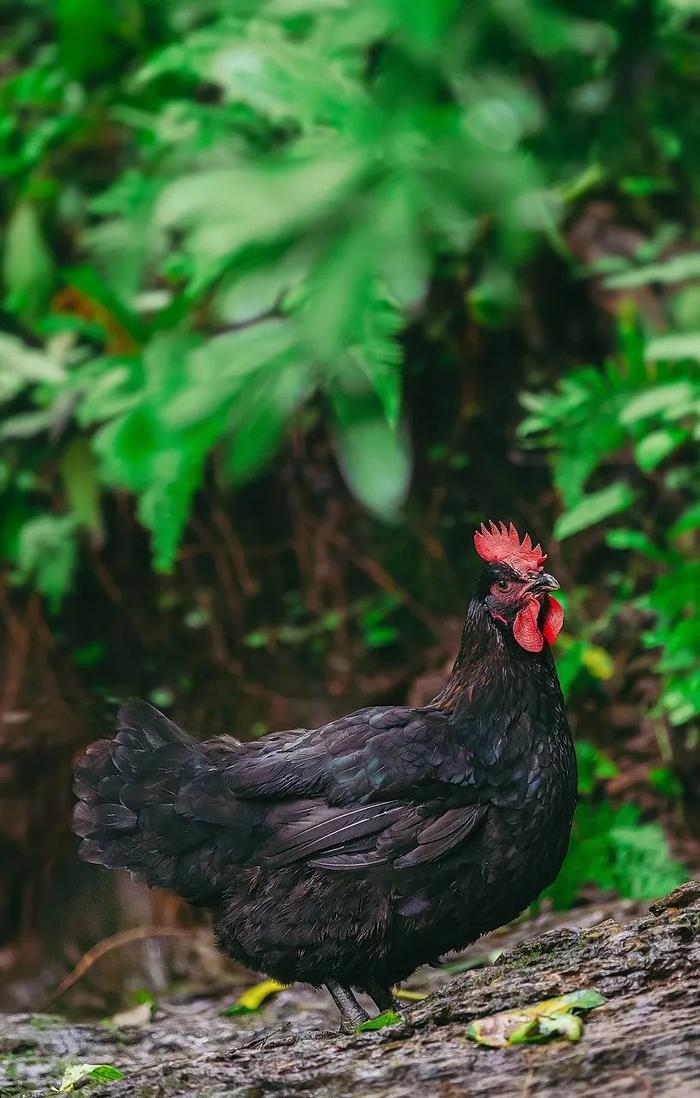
[529,572,560,594]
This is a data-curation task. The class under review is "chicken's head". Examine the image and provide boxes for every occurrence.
[474,520,564,653]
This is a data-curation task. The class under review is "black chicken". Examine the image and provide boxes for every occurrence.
[73,522,576,1028]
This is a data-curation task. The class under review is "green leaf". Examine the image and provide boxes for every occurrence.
[554,640,588,698]
[57,0,117,80]
[165,322,297,428]
[620,382,696,422]
[2,203,54,321]
[0,334,65,400]
[0,409,56,440]
[297,231,404,424]
[576,741,618,794]
[225,402,287,482]
[93,407,159,494]
[138,449,207,572]
[535,1013,583,1041]
[374,180,429,308]
[15,515,77,612]
[207,23,352,125]
[219,356,313,482]
[356,1009,403,1032]
[87,1065,124,1083]
[75,359,142,427]
[91,334,229,570]
[156,153,366,266]
[645,334,700,363]
[441,956,488,974]
[670,283,700,331]
[334,415,411,518]
[605,528,664,559]
[648,767,684,799]
[564,990,607,1010]
[618,176,674,197]
[604,251,700,289]
[213,256,306,326]
[58,1062,124,1092]
[352,295,404,428]
[61,438,102,538]
[635,428,687,471]
[554,483,636,539]
[73,641,105,668]
[364,624,399,648]
[668,502,700,537]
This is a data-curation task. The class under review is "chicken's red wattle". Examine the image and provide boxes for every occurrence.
[513,594,564,652]
[543,595,564,646]
[513,598,544,652]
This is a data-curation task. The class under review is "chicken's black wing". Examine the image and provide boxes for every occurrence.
[174,705,488,873]
[75,700,491,899]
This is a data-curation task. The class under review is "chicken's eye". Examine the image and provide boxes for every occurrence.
[495,579,509,591]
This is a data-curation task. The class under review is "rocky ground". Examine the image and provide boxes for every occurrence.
[1,882,698,1098]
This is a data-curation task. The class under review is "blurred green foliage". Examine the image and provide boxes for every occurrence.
[1,1,698,906]
[541,741,686,907]
[3,0,698,583]
[546,798,687,909]
[521,320,700,727]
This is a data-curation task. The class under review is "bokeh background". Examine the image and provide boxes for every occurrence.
[0,0,698,1013]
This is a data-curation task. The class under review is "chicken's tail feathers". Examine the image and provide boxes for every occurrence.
[117,697,193,747]
[73,700,217,900]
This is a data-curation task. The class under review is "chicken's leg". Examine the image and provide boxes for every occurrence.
[325,980,369,1029]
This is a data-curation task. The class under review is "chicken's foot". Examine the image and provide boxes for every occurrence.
[325,980,369,1029]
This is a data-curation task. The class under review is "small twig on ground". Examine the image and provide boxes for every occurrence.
[43,927,193,1007]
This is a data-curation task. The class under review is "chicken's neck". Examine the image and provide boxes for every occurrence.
[432,597,551,718]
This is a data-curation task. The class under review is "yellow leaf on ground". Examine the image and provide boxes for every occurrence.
[467,989,606,1048]
[221,979,288,1016]
[394,988,428,1002]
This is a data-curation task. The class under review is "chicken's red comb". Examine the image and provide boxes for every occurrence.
[474,520,546,572]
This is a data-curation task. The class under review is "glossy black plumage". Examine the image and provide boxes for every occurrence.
[73,586,577,1005]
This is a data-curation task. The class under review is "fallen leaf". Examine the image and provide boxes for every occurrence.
[220,978,287,1016]
[356,1009,403,1032]
[393,988,427,1002]
[467,989,606,1048]
[110,1002,153,1027]
[442,955,489,974]
[58,1063,124,1092]
[538,1012,583,1041]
